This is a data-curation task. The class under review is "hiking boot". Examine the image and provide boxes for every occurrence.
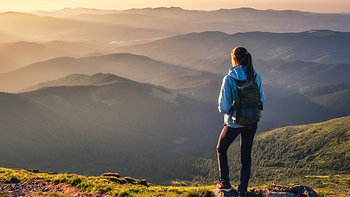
[216,181,233,192]
[237,191,246,197]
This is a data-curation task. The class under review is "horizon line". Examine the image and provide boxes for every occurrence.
[0,6,349,15]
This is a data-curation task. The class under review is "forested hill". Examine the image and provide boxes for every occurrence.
[195,116,350,189]
[0,74,222,184]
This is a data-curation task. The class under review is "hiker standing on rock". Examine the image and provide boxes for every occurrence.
[216,46,265,197]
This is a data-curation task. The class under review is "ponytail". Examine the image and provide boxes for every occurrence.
[231,46,255,89]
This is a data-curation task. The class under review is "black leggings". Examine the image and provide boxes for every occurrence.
[217,123,257,192]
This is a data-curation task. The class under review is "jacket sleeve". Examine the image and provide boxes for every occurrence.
[218,75,234,114]
[256,74,265,109]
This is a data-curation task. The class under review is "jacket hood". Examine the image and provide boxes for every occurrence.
[228,65,247,80]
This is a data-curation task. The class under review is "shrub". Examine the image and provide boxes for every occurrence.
[8,176,20,183]
[68,177,82,186]
[100,172,120,178]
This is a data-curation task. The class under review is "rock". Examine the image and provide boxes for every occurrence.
[209,185,321,197]
[261,191,297,197]
[330,189,350,196]
[291,185,321,197]
[210,189,238,197]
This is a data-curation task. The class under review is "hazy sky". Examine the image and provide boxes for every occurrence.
[0,0,349,13]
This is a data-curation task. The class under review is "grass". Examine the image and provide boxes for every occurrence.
[34,192,67,197]
[0,167,214,197]
[2,167,350,197]
[193,116,350,189]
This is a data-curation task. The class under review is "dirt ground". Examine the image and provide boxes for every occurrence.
[0,179,113,197]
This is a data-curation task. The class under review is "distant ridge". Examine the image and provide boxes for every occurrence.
[53,7,121,17]
[0,11,173,43]
[153,70,223,103]
[0,40,95,73]
[0,53,189,93]
[5,7,350,44]
[114,30,350,70]
[299,83,350,113]
[257,59,350,89]
[21,73,130,92]
[151,69,349,132]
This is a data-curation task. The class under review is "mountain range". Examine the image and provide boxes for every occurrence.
[32,7,350,34]
[2,72,348,186]
[0,53,188,93]
[114,30,350,67]
[18,72,350,134]
[1,6,350,187]
[0,41,96,73]
[256,59,350,89]
[2,30,350,89]
[153,70,349,131]
[1,39,346,132]
[0,74,221,184]
[0,11,173,44]
[2,7,350,48]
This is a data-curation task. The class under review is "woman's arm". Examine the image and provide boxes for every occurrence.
[218,75,234,113]
[256,74,265,109]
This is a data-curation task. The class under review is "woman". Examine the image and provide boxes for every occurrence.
[216,46,265,196]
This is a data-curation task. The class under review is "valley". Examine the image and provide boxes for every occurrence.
[0,6,349,190]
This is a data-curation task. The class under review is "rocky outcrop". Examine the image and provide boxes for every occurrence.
[210,184,321,197]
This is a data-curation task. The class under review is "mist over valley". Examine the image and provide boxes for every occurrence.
[0,6,349,187]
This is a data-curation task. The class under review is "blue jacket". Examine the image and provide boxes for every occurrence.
[218,65,265,128]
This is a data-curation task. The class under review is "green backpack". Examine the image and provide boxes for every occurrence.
[234,79,262,126]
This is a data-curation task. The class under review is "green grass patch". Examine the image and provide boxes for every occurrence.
[5,167,347,196]
[194,116,350,189]
[0,167,213,197]
[34,192,67,197]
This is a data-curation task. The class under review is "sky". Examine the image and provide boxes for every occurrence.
[0,0,349,13]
